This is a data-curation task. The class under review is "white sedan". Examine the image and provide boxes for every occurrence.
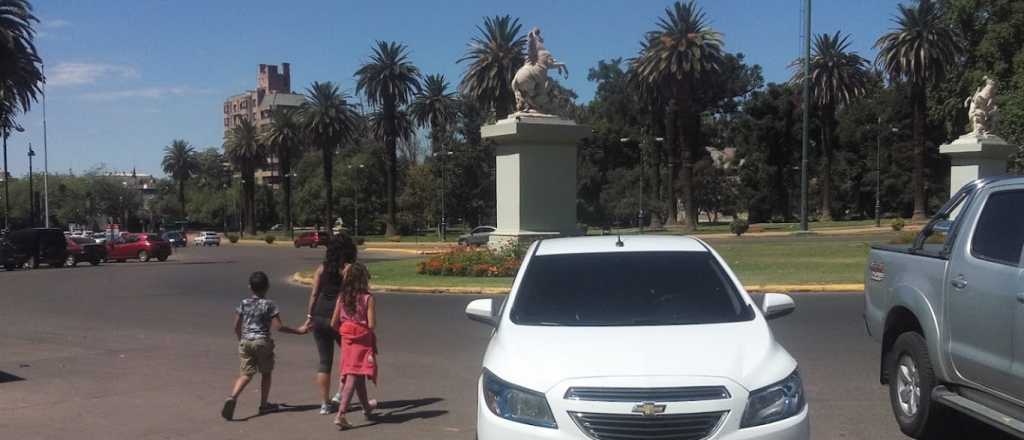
[466,235,808,440]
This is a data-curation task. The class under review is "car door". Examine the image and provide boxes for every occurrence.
[948,186,1024,396]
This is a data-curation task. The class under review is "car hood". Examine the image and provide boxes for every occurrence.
[483,319,796,393]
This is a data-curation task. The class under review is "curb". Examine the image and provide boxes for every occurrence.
[290,272,862,295]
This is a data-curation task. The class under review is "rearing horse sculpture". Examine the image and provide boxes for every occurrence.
[511,27,568,115]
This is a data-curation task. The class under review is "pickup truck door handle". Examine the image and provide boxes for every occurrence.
[950,275,968,290]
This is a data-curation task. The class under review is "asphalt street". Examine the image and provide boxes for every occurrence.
[0,244,1009,439]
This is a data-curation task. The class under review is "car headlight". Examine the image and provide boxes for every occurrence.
[481,369,557,428]
[740,369,805,428]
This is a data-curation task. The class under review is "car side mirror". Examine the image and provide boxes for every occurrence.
[466,298,498,327]
[762,293,796,320]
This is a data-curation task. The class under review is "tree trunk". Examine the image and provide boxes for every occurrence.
[178,179,187,219]
[664,98,679,227]
[820,106,835,222]
[678,88,698,232]
[281,148,292,238]
[244,170,257,236]
[322,147,334,235]
[911,84,928,221]
[495,88,512,121]
[384,99,399,237]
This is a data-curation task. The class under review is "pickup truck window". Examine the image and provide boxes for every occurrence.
[971,190,1024,267]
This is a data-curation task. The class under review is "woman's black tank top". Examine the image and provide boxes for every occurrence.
[312,268,342,319]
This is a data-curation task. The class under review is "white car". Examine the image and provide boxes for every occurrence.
[193,231,221,246]
[466,235,809,440]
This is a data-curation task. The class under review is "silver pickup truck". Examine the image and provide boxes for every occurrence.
[864,176,1024,439]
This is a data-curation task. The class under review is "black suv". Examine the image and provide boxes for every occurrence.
[4,228,68,269]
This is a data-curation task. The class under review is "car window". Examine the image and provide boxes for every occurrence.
[971,190,1024,267]
[510,251,753,326]
[147,234,161,241]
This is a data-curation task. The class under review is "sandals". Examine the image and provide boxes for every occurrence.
[333,415,354,430]
[221,397,237,420]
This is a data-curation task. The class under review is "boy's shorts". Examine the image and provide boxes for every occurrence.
[238,338,275,375]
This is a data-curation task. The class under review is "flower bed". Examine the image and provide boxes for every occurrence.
[416,246,522,278]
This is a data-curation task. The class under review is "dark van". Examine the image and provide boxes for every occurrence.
[5,228,69,269]
[0,233,29,270]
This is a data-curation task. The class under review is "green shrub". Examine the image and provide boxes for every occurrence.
[264,235,276,244]
[730,218,750,236]
[891,218,905,231]
[227,234,239,243]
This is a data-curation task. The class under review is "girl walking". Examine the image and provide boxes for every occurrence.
[330,262,379,429]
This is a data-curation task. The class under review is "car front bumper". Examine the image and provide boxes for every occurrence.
[477,379,809,440]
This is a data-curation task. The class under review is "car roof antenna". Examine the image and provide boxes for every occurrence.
[615,235,624,247]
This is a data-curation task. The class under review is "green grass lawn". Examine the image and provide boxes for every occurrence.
[351,233,894,290]
[590,218,908,235]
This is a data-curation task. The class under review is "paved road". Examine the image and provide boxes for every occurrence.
[0,244,1008,439]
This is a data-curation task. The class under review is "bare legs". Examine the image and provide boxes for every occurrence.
[230,373,271,406]
[334,374,373,428]
[316,372,331,404]
[230,374,253,400]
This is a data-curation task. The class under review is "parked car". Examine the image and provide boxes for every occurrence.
[107,233,171,262]
[294,231,327,248]
[93,232,110,245]
[4,228,69,268]
[270,224,284,231]
[66,236,107,267]
[466,235,808,440]
[192,231,221,247]
[864,176,1024,439]
[162,231,186,248]
[458,225,496,246]
[0,234,28,270]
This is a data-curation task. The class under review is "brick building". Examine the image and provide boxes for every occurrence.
[223,63,305,183]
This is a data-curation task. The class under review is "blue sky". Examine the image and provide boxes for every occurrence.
[10,0,904,177]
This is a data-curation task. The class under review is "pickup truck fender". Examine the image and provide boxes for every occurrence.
[881,282,952,384]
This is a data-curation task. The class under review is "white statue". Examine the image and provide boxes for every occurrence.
[511,27,568,115]
[964,76,999,137]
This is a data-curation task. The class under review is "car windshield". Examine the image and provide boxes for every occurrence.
[510,251,753,326]
[146,234,162,241]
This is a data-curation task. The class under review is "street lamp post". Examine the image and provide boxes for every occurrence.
[800,0,812,232]
[28,145,35,227]
[432,148,454,241]
[620,130,664,235]
[42,62,50,228]
[347,164,364,237]
[875,122,899,228]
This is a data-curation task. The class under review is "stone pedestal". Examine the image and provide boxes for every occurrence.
[481,114,590,249]
[940,134,1017,197]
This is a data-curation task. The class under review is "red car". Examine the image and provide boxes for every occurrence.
[293,231,328,248]
[106,233,172,262]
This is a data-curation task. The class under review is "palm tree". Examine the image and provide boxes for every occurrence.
[355,41,421,236]
[410,74,459,154]
[791,31,869,221]
[1,0,43,229]
[299,81,360,232]
[262,107,304,237]
[369,108,415,147]
[224,118,265,236]
[160,139,199,218]
[875,0,962,220]
[458,15,526,120]
[632,0,723,231]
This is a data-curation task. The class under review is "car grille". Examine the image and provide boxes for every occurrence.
[565,386,730,402]
[569,411,726,440]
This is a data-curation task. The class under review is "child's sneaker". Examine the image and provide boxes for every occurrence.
[331,392,341,405]
[319,402,336,415]
[221,397,237,420]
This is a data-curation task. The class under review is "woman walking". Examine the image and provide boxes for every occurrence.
[330,262,378,429]
[302,233,358,415]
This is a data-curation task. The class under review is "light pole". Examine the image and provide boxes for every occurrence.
[621,130,664,234]
[800,0,812,232]
[284,171,297,240]
[27,145,35,227]
[2,124,24,231]
[42,62,50,228]
[875,121,899,228]
[347,164,364,237]
[432,148,454,241]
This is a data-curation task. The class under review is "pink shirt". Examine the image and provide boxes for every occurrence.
[339,292,372,327]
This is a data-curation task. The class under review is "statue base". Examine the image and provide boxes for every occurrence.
[940,133,1017,197]
[481,115,590,251]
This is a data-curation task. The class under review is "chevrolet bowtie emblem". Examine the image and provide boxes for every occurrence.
[632,402,666,417]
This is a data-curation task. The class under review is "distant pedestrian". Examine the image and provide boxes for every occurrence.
[221,271,307,421]
[330,262,378,429]
[301,233,358,415]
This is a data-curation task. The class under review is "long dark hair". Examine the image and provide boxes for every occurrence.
[341,262,370,315]
[319,232,358,288]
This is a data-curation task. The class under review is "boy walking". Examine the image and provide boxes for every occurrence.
[221,271,307,420]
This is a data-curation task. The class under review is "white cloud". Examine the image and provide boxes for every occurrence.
[43,18,71,29]
[79,86,216,101]
[48,62,139,87]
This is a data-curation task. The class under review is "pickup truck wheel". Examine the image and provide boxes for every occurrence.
[138,250,150,262]
[888,332,949,439]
